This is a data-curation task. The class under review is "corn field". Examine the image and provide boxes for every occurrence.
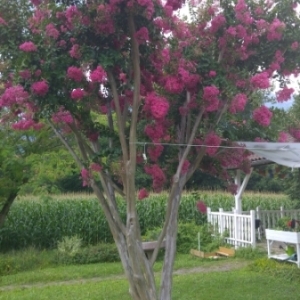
[0,191,292,251]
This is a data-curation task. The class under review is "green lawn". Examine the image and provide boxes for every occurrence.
[1,269,300,300]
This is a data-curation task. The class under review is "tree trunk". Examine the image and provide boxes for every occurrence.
[159,180,184,300]
[0,192,17,228]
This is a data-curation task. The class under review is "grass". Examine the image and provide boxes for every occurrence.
[0,253,230,287]
[1,268,300,300]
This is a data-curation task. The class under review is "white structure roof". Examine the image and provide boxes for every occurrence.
[240,142,300,168]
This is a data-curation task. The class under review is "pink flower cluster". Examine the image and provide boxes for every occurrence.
[267,18,285,41]
[252,105,272,127]
[135,27,149,44]
[69,44,81,59]
[67,66,83,82]
[145,93,169,119]
[52,108,73,124]
[45,23,59,39]
[144,122,166,141]
[204,132,221,156]
[148,144,164,162]
[276,87,294,102]
[19,70,31,80]
[210,14,226,33]
[90,163,102,172]
[278,132,289,142]
[164,76,184,94]
[145,164,166,192]
[250,72,270,89]
[138,188,149,200]
[196,201,207,214]
[31,81,49,96]
[81,168,90,187]
[203,85,220,112]
[90,66,106,83]
[229,93,247,114]
[19,41,37,52]
[12,118,43,131]
[71,88,85,100]
[0,85,29,107]
[0,17,7,25]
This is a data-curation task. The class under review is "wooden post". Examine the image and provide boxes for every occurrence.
[250,210,256,248]
[280,206,284,218]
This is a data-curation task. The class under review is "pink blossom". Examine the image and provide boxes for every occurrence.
[196,201,207,214]
[81,168,90,187]
[148,144,164,162]
[227,26,237,36]
[203,85,220,112]
[52,108,73,124]
[161,48,170,64]
[147,94,169,119]
[30,0,41,5]
[278,132,289,142]
[276,87,294,102]
[90,66,106,83]
[69,44,81,59]
[0,17,7,25]
[144,122,166,141]
[229,93,247,114]
[31,81,49,96]
[65,5,81,22]
[19,70,31,80]
[267,18,285,41]
[138,188,149,200]
[210,14,226,33]
[165,76,184,94]
[250,72,270,89]
[144,164,166,192]
[165,0,184,10]
[135,27,149,44]
[252,105,272,126]
[19,41,37,52]
[205,132,221,156]
[12,119,36,130]
[0,85,29,107]
[209,70,216,77]
[67,66,83,82]
[291,42,299,50]
[228,184,238,195]
[71,88,85,100]
[90,163,102,172]
[45,23,59,39]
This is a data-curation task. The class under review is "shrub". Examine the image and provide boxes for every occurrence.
[57,235,82,257]
[56,243,120,265]
[247,258,300,281]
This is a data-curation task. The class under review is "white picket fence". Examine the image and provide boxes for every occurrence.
[207,207,300,248]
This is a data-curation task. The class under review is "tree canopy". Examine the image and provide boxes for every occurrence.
[0,0,300,299]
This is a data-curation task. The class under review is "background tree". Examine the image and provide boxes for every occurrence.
[0,0,300,299]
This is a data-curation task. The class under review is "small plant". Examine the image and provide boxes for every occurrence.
[57,235,82,257]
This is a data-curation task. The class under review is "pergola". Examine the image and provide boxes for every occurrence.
[233,142,300,213]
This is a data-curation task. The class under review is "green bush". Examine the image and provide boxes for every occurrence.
[247,258,300,281]
[57,243,120,265]
[177,223,221,254]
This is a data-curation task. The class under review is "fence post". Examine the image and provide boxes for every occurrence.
[256,206,260,220]
[280,206,284,218]
[250,210,256,248]
[232,209,237,248]
[207,207,211,223]
[219,208,224,235]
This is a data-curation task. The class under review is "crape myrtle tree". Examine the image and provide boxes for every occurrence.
[1,0,300,298]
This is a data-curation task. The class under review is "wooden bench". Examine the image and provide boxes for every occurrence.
[216,246,235,257]
[142,240,166,260]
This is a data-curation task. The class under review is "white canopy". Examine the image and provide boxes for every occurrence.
[240,142,300,168]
